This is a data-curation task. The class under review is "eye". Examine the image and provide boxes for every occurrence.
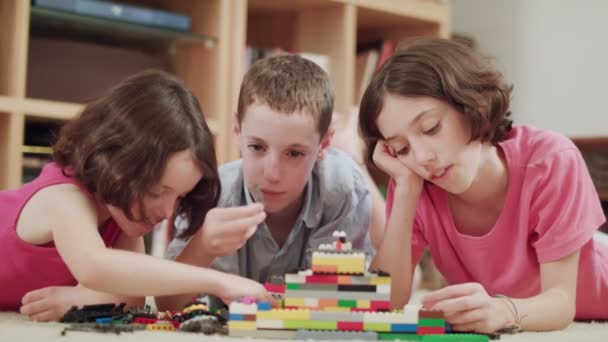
[396,145,410,156]
[287,150,305,158]
[148,191,163,199]
[424,122,441,134]
[248,144,265,152]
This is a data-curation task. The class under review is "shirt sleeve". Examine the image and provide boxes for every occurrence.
[386,178,427,267]
[530,148,606,263]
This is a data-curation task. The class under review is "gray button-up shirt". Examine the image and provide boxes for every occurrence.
[167,148,373,283]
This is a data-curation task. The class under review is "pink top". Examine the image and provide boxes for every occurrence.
[386,125,608,319]
[0,163,121,311]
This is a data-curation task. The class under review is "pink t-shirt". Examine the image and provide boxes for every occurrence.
[0,163,122,311]
[386,125,608,319]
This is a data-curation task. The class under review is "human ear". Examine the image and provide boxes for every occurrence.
[317,130,333,161]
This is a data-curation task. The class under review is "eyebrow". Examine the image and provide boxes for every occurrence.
[384,109,434,143]
[246,135,312,151]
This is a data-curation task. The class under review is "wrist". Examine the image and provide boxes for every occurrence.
[493,294,523,333]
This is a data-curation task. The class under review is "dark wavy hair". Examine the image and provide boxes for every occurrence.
[53,70,220,238]
[359,37,513,167]
[237,54,335,137]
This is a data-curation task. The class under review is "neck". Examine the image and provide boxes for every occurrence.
[454,144,509,207]
[266,192,305,233]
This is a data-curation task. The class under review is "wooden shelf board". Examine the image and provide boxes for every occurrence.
[248,0,330,12]
[348,0,448,24]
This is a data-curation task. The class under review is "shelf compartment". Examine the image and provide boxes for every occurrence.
[29,7,216,53]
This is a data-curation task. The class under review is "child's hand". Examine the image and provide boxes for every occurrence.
[199,203,266,257]
[422,283,514,334]
[217,274,271,304]
[373,140,422,189]
[20,286,89,322]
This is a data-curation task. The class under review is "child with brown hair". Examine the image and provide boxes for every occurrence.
[160,55,384,310]
[359,37,607,333]
[0,70,269,321]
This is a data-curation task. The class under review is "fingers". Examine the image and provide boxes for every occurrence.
[422,283,484,308]
[223,212,266,235]
[29,310,58,322]
[20,299,48,316]
[430,294,485,315]
[21,288,47,305]
[213,203,264,220]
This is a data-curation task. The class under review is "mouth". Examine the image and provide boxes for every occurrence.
[430,165,453,181]
[262,190,284,197]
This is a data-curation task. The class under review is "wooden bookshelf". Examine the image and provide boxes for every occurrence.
[0,0,450,190]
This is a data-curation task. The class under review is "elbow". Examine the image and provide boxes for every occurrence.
[552,291,576,331]
[71,256,105,291]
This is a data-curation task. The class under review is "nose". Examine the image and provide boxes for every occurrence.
[263,153,281,183]
[411,142,436,167]
[158,197,179,222]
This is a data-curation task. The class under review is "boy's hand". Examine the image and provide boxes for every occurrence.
[199,203,266,257]
[217,274,271,304]
[422,283,513,334]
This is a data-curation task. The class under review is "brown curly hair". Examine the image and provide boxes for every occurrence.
[53,70,220,238]
[359,37,513,167]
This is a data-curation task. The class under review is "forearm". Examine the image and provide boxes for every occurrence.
[370,183,419,309]
[508,288,576,331]
[78,249,226,297]
[76,284,144,308]
[359,164,387,250]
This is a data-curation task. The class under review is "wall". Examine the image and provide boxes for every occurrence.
[451,0,608,137]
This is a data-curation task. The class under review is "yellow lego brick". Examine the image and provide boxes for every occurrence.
[229,321,257,330]
[370,276,391,285]
[322,307,352,312]
[257,309,311,321]
[357,300,371,309]
[284,298,305,307]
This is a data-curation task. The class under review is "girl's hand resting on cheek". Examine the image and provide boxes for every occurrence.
[373,140,423,190]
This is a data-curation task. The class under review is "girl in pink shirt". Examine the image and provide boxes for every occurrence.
[359,38,607,333]
[0,70,269,321]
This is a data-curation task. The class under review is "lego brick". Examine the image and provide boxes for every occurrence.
[312,265,339,273]
[419,309,444,319]
[229,313,244,321]
[338,285,377,292]
[377,284,391,293]
[295,329,378,340]
[363,322,391,332]
[257,309,311,321]
[390,324,418,333]
[338,299,357,308]
[297,283,340,291]
[258,301,272,311]
[284,320,338,330]
[371,300,391,310]
[370,276,391,285]
[285,290,389,300]
[310,311,365,322]
[257,319,285,329]
[284,298,307,307]
[285,274,307,284]
[418,318,446,327]
[229,302,258,315]
[338,275,353,284]
[265,283,286,293]
[422,334,490,342]
[357,300,371,309]
[305,275,339,284]
[363,312,417,324]
[417,326,446,335]
[228,321,257,330]
[229,328,296,339]
[337,321,364,331]
[378,332,424,341]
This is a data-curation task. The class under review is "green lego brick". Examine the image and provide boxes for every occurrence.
[418,318,446,327]
[286,283,300,290]
[378,332,424,341]
[363,322,392,332]
[422,334,489,341]
[338,299,357,308]
[284,320,337,330]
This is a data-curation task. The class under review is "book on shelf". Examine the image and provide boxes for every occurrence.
[33,0,191,32]
[355,39,394,103]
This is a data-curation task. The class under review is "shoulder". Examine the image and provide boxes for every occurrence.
[218,159,245,207]
[313,148,367,194]
[500,125,579,167]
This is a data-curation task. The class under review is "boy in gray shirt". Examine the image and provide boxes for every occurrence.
[158,55,375,309]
